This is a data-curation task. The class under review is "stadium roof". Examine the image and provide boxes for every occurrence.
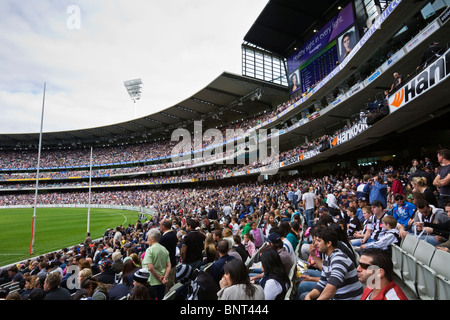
[243,0,350,57]
[0,72,289,149]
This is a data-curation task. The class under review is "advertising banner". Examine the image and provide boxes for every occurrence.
[389,49,449,113]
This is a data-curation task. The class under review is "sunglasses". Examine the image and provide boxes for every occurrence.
[358,262,372,270]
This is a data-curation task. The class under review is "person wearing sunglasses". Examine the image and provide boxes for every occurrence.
[357,248,408,300]
[391,193,416,234]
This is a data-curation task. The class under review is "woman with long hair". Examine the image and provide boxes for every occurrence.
[121,254,141,288]
[78,278,110,300]
[203,232,218,263]
[263,212,277,238]
[259,247,290,300]
[217,259,264,300]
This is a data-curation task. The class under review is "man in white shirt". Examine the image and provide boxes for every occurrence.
[222,203,233,217]
[302,187,316,227]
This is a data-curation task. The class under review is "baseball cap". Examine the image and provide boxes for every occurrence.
[268,232,282,243]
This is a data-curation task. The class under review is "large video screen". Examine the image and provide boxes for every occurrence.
[287,2,358,94]
[299,41,339,93]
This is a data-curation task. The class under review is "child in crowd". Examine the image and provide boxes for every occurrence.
[243,232,257,257]
[351,206,374,247]
[359,215,400,251]
[249,221,264,248]
[346,207,363,240]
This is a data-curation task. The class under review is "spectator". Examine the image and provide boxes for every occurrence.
[6,291,22,300]
[231,234,249,262]
[79,278,110,300]
[411,176,438,207]
[359,215,400,252]
[357,248,408,300]
[21,274,37,300]
[129,282,155,300]
[389,72,403,93]
[262,212,277,238]
[303,227,363,300]
[243,232,256,257]
[249,221,264,248]
[258,247,290,300]
[415,205,450,251]
[287,221,301,252]
[387,173,404,201]
[362,200,388,247]
[130,268,157,300]
[239,216,251,237]
[7,265,24,285]
[111,251,123,274]
[391,193,416,233]
[363,176,388,209]
[411,198,450,246]
[96,260,116,284]
[346,206,363,240]
[433,149,450,209]
[181,218,206,270]
[203,232,218,263]
[302,187,317,227]
[159,218,178,292]
[295,226,323,300]
[356,175,370,201]
[217,259,264,300]
[120,256,140,289]
[209,240,235,286]
[417,41,444,70]
[43,272,72,300]
[142,228,171,301]
[263,232,293,277]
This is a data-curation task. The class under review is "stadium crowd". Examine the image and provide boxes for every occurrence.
[0,111,365,192]
[0,94,358,175]
[0,148,449,300]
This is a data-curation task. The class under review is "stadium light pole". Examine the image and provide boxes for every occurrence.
[30,82,46,255]
[86,146,93,234]
[124,78,143,117]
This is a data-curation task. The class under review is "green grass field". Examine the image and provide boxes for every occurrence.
[0,207,141,267]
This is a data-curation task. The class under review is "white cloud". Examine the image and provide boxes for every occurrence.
[0,0,268,134]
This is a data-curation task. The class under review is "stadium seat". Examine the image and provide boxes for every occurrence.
[400,235,420,293]
[246,242,267,269]
[201,262,213,273]
[163,282,183,300]
[391,242,404,280]
[430,249,450,300]
[414,240,436,300]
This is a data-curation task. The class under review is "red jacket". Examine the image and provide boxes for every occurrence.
[361,281,408,300]
[392,179,404,196]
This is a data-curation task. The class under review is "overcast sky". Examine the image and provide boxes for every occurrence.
[0,0,268,134]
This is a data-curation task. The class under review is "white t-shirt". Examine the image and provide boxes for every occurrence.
[326,193,339,210]
[302,192,316,210]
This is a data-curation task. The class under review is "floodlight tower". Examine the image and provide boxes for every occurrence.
[124,78,143,117]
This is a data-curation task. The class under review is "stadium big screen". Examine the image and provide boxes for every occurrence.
[287,2,359,94]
